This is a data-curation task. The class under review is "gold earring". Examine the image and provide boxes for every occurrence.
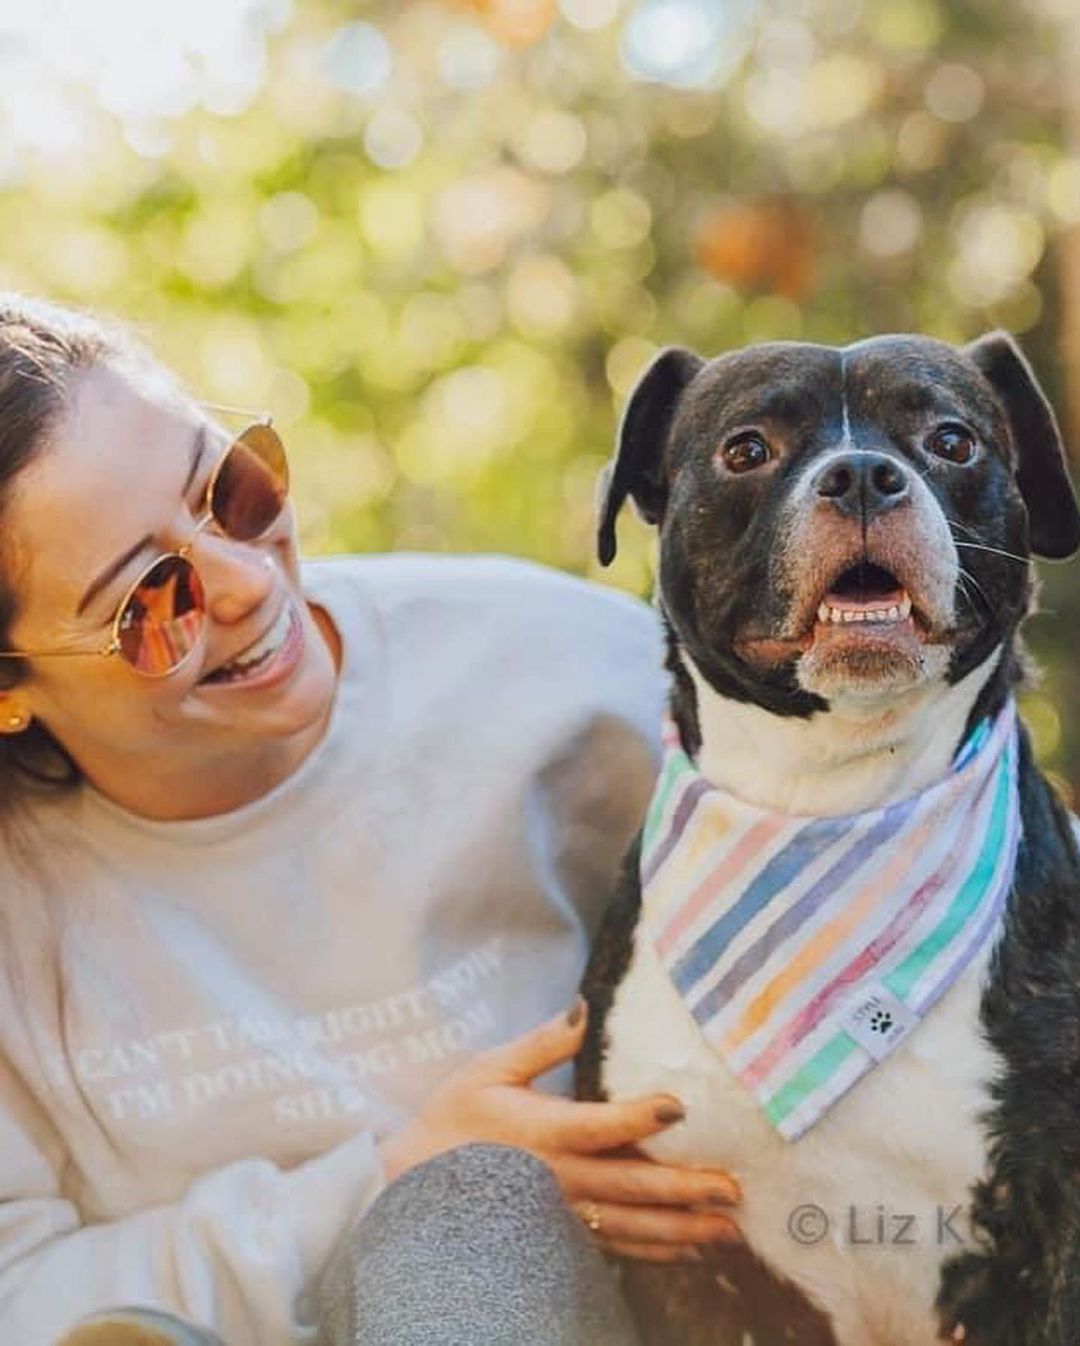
[6,714,25,730]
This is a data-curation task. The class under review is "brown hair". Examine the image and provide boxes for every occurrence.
[0,294,160,809]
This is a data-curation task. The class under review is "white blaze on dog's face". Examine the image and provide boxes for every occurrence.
[597,332,1080,808]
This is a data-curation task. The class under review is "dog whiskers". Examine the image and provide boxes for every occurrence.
[957,566,992,617]
[955,575,977,617]
[953,541,1030,565]
[940,511,981,539]
[942,511,1028,565]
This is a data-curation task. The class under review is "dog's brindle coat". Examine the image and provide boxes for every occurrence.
[576,333,1080,1346]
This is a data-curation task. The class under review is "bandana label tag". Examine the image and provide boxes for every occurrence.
[838,985,918,1062]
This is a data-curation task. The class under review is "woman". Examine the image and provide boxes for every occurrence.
[0,297,742,1346]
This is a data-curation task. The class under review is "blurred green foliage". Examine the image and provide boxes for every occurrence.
[0,0,1077,794]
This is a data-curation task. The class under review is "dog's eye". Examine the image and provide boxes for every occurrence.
[720,434,771,474]
[926,424,977,464]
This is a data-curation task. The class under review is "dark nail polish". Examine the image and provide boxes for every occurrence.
[655,1102,685,1125]
[705,1187,740,1207]
[566,997,586,1028]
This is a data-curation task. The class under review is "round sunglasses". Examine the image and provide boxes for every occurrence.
[0,411,288,679]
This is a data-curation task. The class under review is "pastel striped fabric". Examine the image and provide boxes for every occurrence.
[642,700,1021,1141]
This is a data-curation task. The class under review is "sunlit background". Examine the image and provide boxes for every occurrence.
[1,0,1077,793]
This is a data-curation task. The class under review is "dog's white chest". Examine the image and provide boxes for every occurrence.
[602,923,1002,1346]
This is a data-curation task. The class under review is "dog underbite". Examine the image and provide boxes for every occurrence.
[777,444,959,703]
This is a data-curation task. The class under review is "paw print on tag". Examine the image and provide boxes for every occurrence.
[839,985,917,1061]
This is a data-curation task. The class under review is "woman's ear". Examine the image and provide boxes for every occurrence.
[964,330,1080,560]
[596,346,704,566]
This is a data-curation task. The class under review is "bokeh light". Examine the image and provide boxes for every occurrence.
[0,0,1076,788]
[621,0,752,89]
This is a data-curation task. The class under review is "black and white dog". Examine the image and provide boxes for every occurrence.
[577,333,1080,1346]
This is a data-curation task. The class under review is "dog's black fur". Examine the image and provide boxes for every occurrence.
[577,333,1080,1345]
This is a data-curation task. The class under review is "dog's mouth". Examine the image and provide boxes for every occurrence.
[735,557,948,671]
[731,492,972,690]
[806,559,931,654]
[815,561,913,629]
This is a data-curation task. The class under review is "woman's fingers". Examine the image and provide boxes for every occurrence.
[466,1006,697,1154]
[521,1089,690,1153]
[474,1001,588,1084]
[568,1199,742,1248]
[555,1153,741,1208]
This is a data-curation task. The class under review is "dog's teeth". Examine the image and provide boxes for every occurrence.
[818,589,914,628]
[818,595,915,626]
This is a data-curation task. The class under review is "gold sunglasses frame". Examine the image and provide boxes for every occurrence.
[0,404,285,679]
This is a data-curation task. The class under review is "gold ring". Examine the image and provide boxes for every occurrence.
[578,1200,603,1234]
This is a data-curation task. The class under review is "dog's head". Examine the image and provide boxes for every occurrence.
[598,332,1079,724]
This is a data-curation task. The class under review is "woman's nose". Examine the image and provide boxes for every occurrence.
[191,533,276,625]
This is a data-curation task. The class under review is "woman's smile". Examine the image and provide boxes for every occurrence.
[199,599,304,690]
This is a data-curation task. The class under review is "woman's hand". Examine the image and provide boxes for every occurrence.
[379,1001,743,1263]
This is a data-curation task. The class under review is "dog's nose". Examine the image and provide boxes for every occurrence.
[813,452,910,518]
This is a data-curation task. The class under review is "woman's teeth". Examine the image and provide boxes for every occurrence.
[817,592,913,625]
[205,605,294,684]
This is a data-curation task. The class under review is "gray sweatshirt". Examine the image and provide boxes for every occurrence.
[0,554,666,1345]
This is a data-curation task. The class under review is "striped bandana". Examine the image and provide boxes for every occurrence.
[642,700,1021,1141]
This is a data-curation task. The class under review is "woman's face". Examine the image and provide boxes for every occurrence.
[0,363,340,813]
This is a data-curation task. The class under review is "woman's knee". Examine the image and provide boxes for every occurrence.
[317,1142,637,1345]
[368,1142,563,1221]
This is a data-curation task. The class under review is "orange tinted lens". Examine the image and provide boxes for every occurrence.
[210,424,288,542]
[116,555,206,676]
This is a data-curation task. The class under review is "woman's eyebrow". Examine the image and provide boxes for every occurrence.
[74,424,209,618]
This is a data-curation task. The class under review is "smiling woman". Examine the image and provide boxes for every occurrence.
[0,338,340,820]
[0,352,340,818]
[0,295,746,1346]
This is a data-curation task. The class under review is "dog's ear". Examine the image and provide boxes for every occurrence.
[597,346,704,566]
[965,330,1080,559]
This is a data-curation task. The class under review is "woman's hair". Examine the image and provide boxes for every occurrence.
[0,294,165,810]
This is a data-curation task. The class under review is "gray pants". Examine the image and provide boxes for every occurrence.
[317,1143,640,1346]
